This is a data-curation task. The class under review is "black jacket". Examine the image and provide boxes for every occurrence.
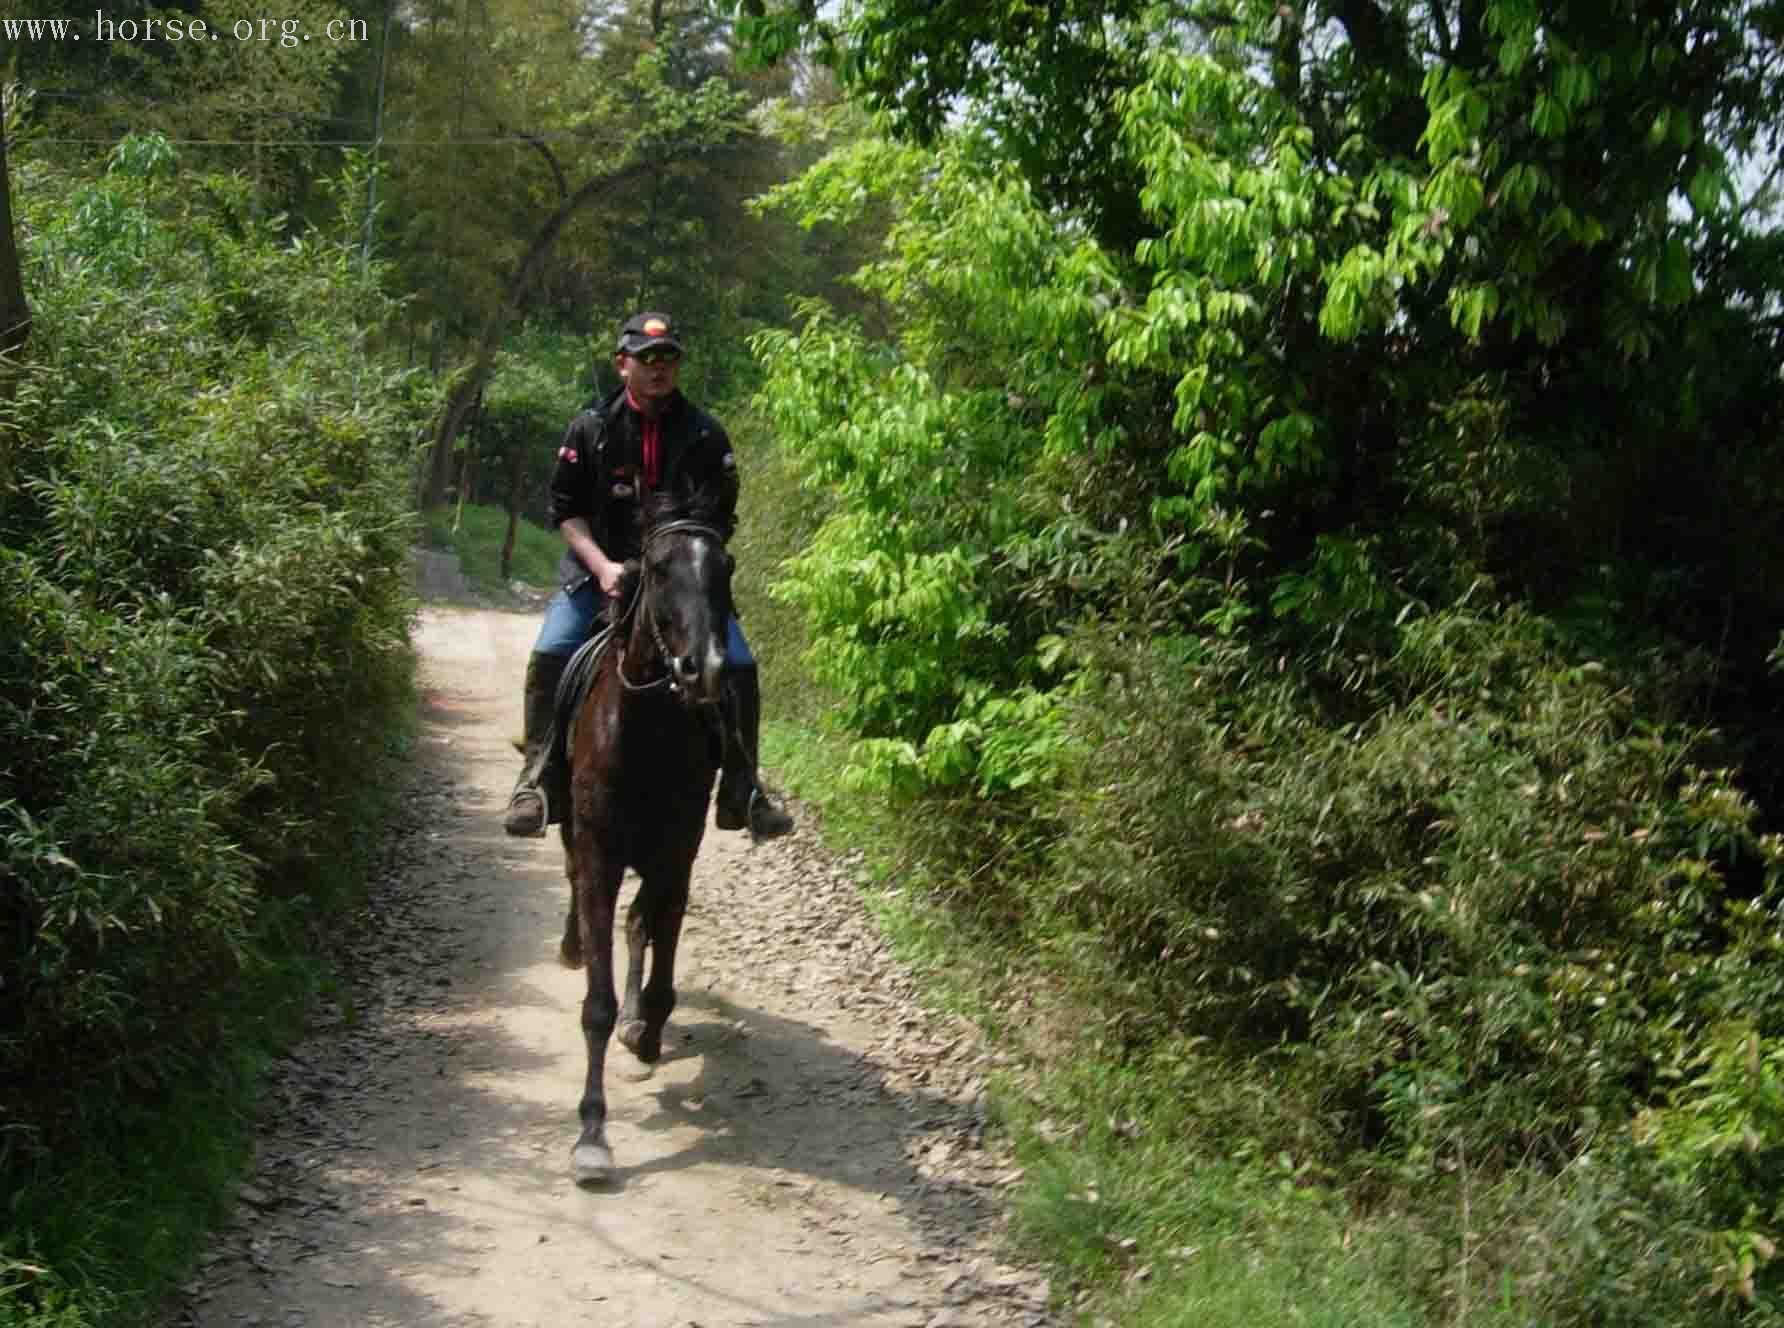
[547,387,739,589]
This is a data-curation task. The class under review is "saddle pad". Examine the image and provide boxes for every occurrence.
[553,624,617,757]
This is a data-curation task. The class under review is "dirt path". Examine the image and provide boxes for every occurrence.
[171,594,1055,1328]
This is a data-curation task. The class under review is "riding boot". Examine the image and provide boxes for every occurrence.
[715,665,795,840]
[504,651,570,838]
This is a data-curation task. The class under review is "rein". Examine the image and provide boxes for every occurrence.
[614,520,728,695]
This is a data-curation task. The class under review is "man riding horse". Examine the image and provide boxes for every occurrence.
[502,311,795,842]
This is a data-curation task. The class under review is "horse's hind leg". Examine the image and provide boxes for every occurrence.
[559,903,582,969]
[557,829,582,969]
[571,856,623,1184]
[618,868,689,1065]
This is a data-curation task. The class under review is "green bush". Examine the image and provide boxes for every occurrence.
[1033,597,1784,1317]
[0,557,259,1123]
[0,137,428,1153]
[747,92,1784,1325]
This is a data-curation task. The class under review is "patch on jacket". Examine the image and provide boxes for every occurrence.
[559,446,579,463]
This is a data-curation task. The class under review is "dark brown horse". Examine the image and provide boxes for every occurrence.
[555,485,731,1184]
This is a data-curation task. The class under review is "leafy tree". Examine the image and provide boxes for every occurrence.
[526,1,810,403]
[747,8,1784,1312]
[749,0,1161,249]
[752,136,1103,792]
[749,0,1784,768]
[416,60,751,507]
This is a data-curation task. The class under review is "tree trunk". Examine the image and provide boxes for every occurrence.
[452,444,474,533]
[500,442,526,583]
[0,129,30,495]
[0,130,31,369]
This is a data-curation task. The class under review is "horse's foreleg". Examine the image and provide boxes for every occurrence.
[618,896,651,1060]
[619,870,689,1066]
[571,858,622,1185]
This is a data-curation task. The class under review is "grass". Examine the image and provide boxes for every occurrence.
[422,501,563,596]
[1009,1132,1426,1328]
[0,711,417,1328]
[2,998,300,1326]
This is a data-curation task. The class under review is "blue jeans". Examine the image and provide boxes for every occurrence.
[534,581,755,669]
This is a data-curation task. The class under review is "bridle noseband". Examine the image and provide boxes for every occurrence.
[615,519,728,696]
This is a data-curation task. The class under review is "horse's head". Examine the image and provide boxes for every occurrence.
[627,484,733,706]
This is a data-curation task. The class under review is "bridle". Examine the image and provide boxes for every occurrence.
[614,519,729,697]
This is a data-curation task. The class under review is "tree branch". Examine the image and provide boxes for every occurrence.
[501,127,570,204]
[1272,4,1306,104]
[1429,0,1454,58]
[1457,0,1485,66]
[1326,0,1416,78]
[421,156,661,510]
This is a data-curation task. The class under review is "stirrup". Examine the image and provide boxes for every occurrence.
[744,787,794,843]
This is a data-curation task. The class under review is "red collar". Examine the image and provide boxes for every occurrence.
[625,390,662,490]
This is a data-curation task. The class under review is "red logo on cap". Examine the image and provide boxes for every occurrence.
[643,318,668,336]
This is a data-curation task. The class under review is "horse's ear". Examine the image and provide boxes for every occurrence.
[641,486,679,530]
[684,474,731,527]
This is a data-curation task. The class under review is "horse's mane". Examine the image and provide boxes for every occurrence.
[639,477,731,534]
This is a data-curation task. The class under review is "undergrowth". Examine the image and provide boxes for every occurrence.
[751,476,1784,1324]
[0,706,416,1328]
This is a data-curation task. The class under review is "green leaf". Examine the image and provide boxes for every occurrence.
[1687,167,1727,216]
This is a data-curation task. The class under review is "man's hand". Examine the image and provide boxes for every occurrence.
[562,518,623,601]
[593,555,625,601]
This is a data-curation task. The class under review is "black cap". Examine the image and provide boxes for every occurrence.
[617,312,683,356]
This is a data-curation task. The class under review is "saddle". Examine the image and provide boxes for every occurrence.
[554,623,617,738]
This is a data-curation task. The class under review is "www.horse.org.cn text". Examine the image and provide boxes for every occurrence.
[2,14,373,47]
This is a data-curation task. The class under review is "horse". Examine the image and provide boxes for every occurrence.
[553,482,732,1184]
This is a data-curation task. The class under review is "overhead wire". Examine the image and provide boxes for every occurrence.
[29,135,623,146]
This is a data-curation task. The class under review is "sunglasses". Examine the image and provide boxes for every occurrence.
[632,348,681,366]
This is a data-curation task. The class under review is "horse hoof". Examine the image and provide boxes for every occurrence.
[571,1139,615,1185]
[618,1019,661,1065]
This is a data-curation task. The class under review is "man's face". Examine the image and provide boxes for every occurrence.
[617,346,681,407]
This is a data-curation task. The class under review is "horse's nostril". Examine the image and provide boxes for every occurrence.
[676,654,699,680]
